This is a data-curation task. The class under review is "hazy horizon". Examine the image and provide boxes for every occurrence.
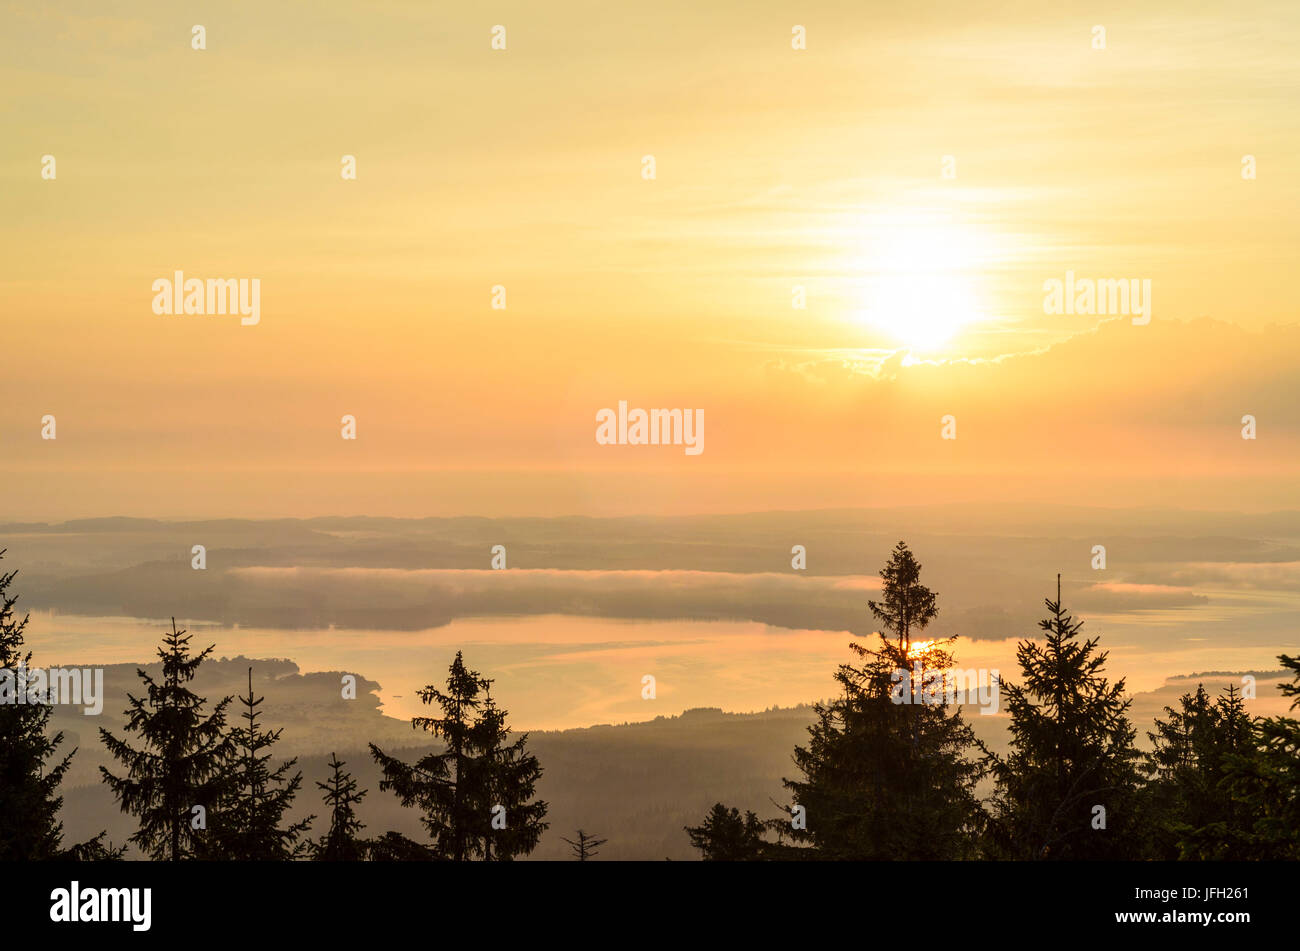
[8,506,1297,728]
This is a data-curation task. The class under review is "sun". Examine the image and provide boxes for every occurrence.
[906,639,937,659]
[851,210,991,351]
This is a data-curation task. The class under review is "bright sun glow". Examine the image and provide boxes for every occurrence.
[906,639,937,659]
[853,211,992,351]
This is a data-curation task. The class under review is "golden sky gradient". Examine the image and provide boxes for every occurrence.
[3,1,1298,517]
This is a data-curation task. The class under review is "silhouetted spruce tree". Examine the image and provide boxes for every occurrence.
[781,542,984,859]
[99,619,233,860]
[471,690,547,860]
[981,577,1143,859]
[0,550,121,860]
[561,828,608,860]
[868,541,938,653]
[1218,655,1300,858]
[209,668,313,859]
[371,652,483,860]
[370,651,547,861]
[311,753,369,861]
[686,803,768,860]
[1143,683,1258,859]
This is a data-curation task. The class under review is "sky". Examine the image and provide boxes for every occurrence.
[2,0,1298,518]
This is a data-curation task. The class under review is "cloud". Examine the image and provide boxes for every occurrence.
[1144,561,1300,590]
[219,567,882,632]
[1075,582,1209,611]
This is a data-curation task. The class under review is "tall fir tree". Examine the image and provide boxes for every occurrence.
[470,690,547,860]
[0,550,72,859]
[370,651,547,861]
[371,652,484,861]
[311,753,369,861]
[0,550,120,859]
[868,540,938,653]
[981,577,1143,859]
[99,619,233,860]
[209,668,313,859]
[1218,655,1300,858]
[1144,683,1258,859]
[782,542,984,859]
